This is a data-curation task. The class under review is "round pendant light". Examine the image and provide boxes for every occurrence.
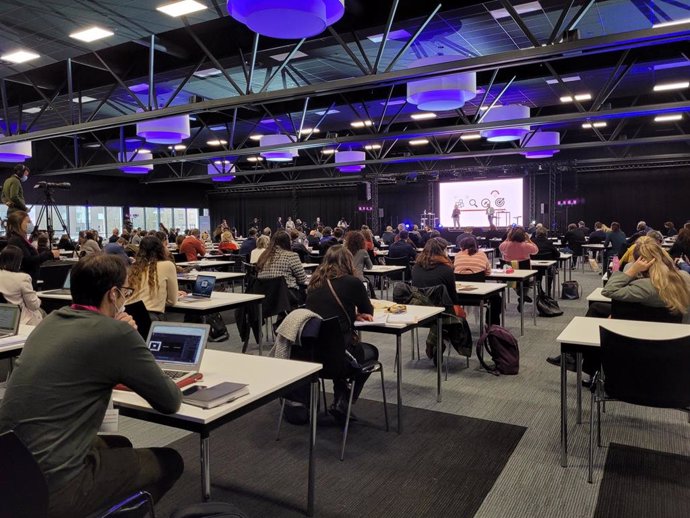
[480,105,531,142]
[207,160,237,182]
[521,131,560,159]
[407,55,476,111]
[120,149,153,175]
[136,115,190,145]
[260,134,297,162]
[0,136,32,162]
[227,0,345,39]
[335,150,365,173]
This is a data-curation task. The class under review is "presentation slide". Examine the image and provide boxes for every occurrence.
[438,178,524,228]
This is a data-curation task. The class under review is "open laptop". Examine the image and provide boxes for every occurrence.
[146,322,210,382]
[180,274,216,301]
[0,304,21,338]
[42,271,71,296]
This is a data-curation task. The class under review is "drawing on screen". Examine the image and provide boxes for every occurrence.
[149,341,162,352]
[469,199,477,207]
[495,198,505,207]
[481,198,490,208]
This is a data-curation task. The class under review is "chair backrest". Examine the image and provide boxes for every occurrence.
[384,255,411,280]
[249,277,292,317]
[37,263,72,291]
[600,327,690,408]
[0,293,7,303]
[124,300,153,339]
[173,252,188,264]
[498,259,530,270]
[301,317,347,381]
[454,272,486,283]
[0,431,49,518]
[611,300,683,323]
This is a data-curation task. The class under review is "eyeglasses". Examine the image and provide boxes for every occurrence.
[118,286,135,298]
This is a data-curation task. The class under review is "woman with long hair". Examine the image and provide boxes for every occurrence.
[0,245,43,325]
[127,236,184,319]
[218,230,239,253]
[256,230,307,305]
[454,236,501,326]
[306,245,375,421]
[344,230,372,282]
[5,210,59,285]
[250,235,270,263]
[412,237,457,305]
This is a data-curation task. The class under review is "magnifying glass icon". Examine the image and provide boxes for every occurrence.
[469,200,477,208]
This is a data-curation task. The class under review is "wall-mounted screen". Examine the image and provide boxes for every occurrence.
[438,178,524,228]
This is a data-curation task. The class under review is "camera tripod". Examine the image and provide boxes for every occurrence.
[33,187,70,242]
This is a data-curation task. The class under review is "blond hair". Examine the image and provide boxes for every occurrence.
[634,237,690,314]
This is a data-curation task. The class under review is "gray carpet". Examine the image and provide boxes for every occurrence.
[156,398,526,518]
[593,443,690,518]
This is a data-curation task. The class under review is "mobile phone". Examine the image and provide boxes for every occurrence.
[182,385,207,396]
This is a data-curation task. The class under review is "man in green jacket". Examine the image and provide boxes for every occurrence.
[1,164,29,215]
[0,254,184,517]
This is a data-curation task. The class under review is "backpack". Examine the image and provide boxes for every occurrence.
[536,284,563,317]
[561,280,581,300]
[476,325,519,375]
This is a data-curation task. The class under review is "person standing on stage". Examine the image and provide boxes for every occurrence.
[487,205,495,227]
[451,204,461,228]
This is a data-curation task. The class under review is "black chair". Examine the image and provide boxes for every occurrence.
[124,300,153,340]
[244,277,292,353]
[588,328,690,483]
[610,300,683,323]
[276,317,388,460]
[0,293,7,303]
[0,431,155,518]
[173,252,188,264]
[37,263,72,291]
[383,255,411,282]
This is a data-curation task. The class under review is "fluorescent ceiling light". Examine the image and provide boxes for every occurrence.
[206,139,227,146]
[156,0,207,17]
[84,142,101,148]
[69,27,114,42]
[654,114,683,122]
[1,50,40,64]
[560,93,592,102]
[582,122,607,129]
[460,133,482,140]
[381,99,407,106]
[364,144,382,150]
[72,96,97,103]
[321,149,337,154]
[411,112,437,120]
[652,18,690,29]
[194,68,222,78]
[545,75,581,85]
[489,1,542,20]
[367,29,412,43]
[299,127,320,135]
[653,81,689,92]
[314,108,340,115]
[249,134,263,141]
[246,156,264,161]
[22,107,43,114]
[168,144,187,150]
[409,139,429,146]
[270,50,308,61]
[350,120,373,128]
[479,104,501,111]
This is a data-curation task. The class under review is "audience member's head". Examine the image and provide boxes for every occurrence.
[344,230,366,256]
[459,236,478,255]
[5,210,29,236]
[611,222,621,232]
[247,228,257,238]
[70,254,128,311]
[256,230,292,272]
[665,221,675,231]
[322,226,333,237]
[289,229,300,241]
[646,230,663,244]
[636,221,647,231]
[263,227,271,236]
[594,221,603,230]
[509,227,527,242]
[333,227,344,240]
[221,231,235,243]
[190,229,200,237]
[567,223,577,231]
[308,245,354,291]
[0,245,23,272]
[256,235,270,249]
[398,230,409,242]
[535,226,549,238]
[416,238,451,269]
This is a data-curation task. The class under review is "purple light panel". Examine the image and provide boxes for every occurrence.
[0,139,32,162]
[136,115,190,145]
[227,0,345,39]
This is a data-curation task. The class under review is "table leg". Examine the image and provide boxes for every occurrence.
[501,287,505,327]
[560,350,568,468]
[575,353,582,424]
[257,302,263,356]
[379,275,384,300]
[396,334,403,434]
[569,263,572,282]
[479,300,485,335]
[307,379,318,516]
[200,431,211,500]
[520,281,524,336]
[532,279,537,327]
[436,317,442,403]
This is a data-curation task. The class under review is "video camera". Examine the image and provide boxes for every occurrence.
[34,181,71,190]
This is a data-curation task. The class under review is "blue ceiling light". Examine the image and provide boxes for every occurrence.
[480,104,531,142]
[407,55,476,111]
[0,137,32,162]
[120,149,153,174]
[521,131,560,159]
[260,134,297,162]
[207,160,237,182]
[136,115,191,145]
[335,150,365,173]
[227,0,345,39]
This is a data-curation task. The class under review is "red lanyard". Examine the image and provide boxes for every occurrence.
[70,304,101,313]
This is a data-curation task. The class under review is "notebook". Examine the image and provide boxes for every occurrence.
[182,382,249,409]
[180,274,216,301]
[0,304,20,338]
[43,271,71,296]
[146,322,210,383]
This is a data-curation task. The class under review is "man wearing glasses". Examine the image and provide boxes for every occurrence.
[0,255,184,517]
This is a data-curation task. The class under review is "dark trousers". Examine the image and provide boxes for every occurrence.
[333,341,379,404]
[488,294,502,325]
[580,303,612,375]
[47,435,183,518]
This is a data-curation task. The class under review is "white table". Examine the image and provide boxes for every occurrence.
[581,244,609,273]
[113,350,322,513]
[455,281,507,331]
[586,287,611,305]
[177,271,245,292]
[301,263,319,270]
[0,325,34,364]
[486,269,539,336]
[363,265,406,299]
[531,259,557,298]
[356,304,444,432]
[177,260,235,269]
[556,317,690,467]
[558,253,573,281]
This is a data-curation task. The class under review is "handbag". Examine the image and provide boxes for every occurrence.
[536,285,563,317]
[561,280,581,300]
[326,279,360,347]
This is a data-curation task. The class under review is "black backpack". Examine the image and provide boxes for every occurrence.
[536,285,564,317]
[561,280,581,300]
[476,325,520,375]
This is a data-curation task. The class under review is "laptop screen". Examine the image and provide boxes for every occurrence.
[0,304,20,334]
[147,324,206,366]
[192,275,215,297]
[63,271,71,289]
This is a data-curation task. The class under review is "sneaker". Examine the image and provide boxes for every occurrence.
[522,294,533,303]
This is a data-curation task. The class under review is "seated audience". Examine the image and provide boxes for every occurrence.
[218,231,239,253]
[362,228,376,251]
[238,228,258,257]
[290,229,309,262]
[389,230,417,261]
[103,237,130,265]
[179,229,206,261]
[455,227,475,249]
[256,230,307,306]
[319,227,338,252]
[0,245,43,325]
[127,236,183,319]
[305,245,375,421]
[603,221,627,264]
[412,238,457,307]
[499,227,538,304]
[250,235,270,263]
[57,234,75,251]
[0,255,183,518]
[454,236,501,325]
[5,210,59,285]
[588,222,607,244]
[618,230,664,268]
[664,221,678,237]
[531,227,560,292]
[80,231,101,256]
[108,228,120,243]
[381,225,396,245]
[578,221,590,235]
[563,223,586,268]
[670,228,690,259]
[344,230,373,282]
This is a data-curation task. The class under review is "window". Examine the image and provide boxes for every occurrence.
[186,208,199,230]
[173,208,187,230]
[68,206,88,236]
[106,207,122,233]
[51,206,69,235]
[159,208,173,231]
[130,207,144,230]
[145,207,159,230]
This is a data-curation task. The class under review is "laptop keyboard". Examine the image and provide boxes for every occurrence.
[163,370,187,380]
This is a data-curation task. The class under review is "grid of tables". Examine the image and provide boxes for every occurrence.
[362,265,406,299]
[485,269,538,336]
